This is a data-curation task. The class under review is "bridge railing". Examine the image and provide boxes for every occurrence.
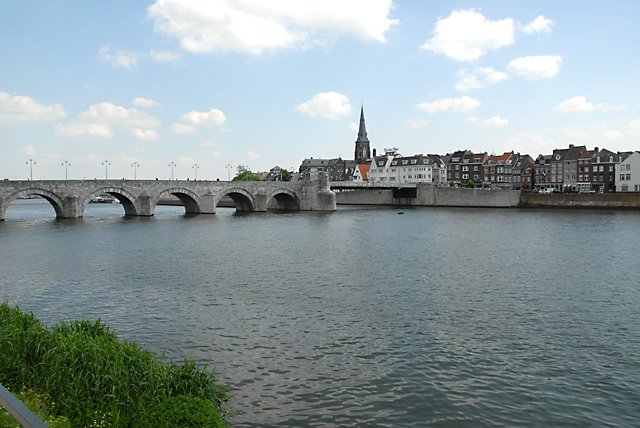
[0,384,47,428]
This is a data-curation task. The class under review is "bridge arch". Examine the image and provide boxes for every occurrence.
[267,188,300,211]
[83,187,138,216]
[154,187,202,214]
[216,187,256,211]
[1,188,65,220]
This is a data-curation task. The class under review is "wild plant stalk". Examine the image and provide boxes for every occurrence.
[0,303,229,427]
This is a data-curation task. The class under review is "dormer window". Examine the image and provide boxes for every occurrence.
[402,160,408,165]
[391,161,397,166]
[555,155,561,160]
[411,159,417,165]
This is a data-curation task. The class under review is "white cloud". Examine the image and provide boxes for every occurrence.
[603,130,624,140]
[556,96,594,113]
[348,122,358,132]
[0,91,66,124]
[80,102,161,129]
[147,0,397,55]
[421,9,515,61]
[179,109,226,127]
[417,96,480,113]
[406,119,428,129]
[556,96,624,113]
[248,150,259,160]
[133,97,160,108]
[172,108,226,134]
[56,122,113,139]
[630,118,640,128]
[211,151,222,158]
[455,67,508,91]
[507,55,562,80]
[296,92,352,119]
[132,128,159,141]
[467,115,509,127]
[97,45,138,69]
[149,49,181,62]
[523,15,554,35]
[200,141,219,148]
[22,145,37,157]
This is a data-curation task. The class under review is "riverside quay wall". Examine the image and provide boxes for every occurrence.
[334,184,520,207]
[334,184,640,209]
[520,192,640,209]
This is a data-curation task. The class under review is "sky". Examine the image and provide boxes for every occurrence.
[1,0,639,181]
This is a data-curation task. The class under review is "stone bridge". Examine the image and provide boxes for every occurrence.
[0,174,336,220]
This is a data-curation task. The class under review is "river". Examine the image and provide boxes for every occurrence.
[1,199,639,427]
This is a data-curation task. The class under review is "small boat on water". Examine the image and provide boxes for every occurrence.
[90,194,117,203]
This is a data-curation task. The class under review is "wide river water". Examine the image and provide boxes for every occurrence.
[1,199,639,427]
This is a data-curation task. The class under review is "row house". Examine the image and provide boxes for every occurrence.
[547,145,587,190]
[483,152,516,189]
[512,154,535,190]
[534,155,552,189]
[299,157,354,181]
[591,148,624,193]
[576,150,596,192]
[446,150,471,186]
[616,151,640,192]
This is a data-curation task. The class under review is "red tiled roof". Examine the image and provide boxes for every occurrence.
[357,164,370,180]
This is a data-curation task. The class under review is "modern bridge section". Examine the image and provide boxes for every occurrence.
[0,175,335,220]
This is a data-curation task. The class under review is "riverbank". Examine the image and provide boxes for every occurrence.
[0,304,229,427]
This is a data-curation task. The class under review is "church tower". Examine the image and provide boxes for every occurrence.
[354,106,371,164]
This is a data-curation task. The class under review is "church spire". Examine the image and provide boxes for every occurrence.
[354,106,371,164]
[356,106,369,143]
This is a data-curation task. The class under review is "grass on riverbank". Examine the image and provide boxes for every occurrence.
[0,303,229,427]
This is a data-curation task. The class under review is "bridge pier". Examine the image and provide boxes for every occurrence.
[135,194,154,216]
[199,192,216,214]
[300,173,336,211]
[61,195,83,218]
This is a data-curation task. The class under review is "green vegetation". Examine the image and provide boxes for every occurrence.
[0,303,229,427]
[278,169,292,182]
[233,165,262,181]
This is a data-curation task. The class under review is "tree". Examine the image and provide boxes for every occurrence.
[233,165,262,181]
[280,169,292,181]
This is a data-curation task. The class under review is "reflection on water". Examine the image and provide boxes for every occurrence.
[1,199,640,426]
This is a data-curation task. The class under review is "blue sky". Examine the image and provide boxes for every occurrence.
[1,0,639,180]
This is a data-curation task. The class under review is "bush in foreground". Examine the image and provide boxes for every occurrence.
[0,303,228,427]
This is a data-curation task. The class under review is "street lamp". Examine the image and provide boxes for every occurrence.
[131,162,140,180]
[225,163,232,181]
[192,163,200,180]
[26,159,36,180]
[169,161,176,180]
[101,160,111,180]
[61,161,70,180]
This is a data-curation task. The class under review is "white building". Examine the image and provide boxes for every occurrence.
[616,151,640,192]
[368,148,444,186]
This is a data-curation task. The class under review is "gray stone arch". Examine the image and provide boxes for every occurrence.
[83,187,138,216]
[267,188,300,210]
[0,188,65,220]
[154,187,202,214]
[216,187,256,211]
